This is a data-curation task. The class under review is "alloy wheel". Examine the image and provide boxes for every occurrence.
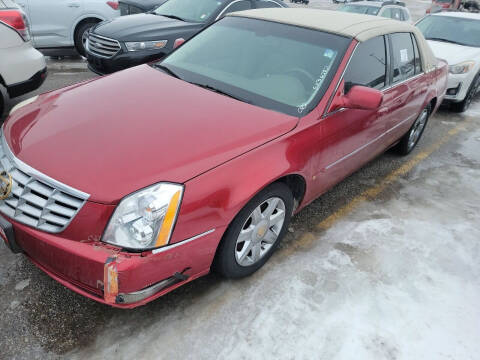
[235,197,286,267]
[408,108,428,150]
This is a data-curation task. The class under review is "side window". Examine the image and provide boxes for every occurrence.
[344,36,387,91]
[411,34,422,74]
[380,8,392,18]
[391,8,402,21]
[256,0,282,8]
[390,32,415,83]
[402,9,410,21]
[221,0,252,16]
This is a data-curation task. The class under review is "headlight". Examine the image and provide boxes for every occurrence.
[125,40,167,52]
[449,61,475,74]
[9,96,38,115]
[102,183,183,250]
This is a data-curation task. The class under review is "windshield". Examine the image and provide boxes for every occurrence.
[158,17,350,116]
[339,4,380,15]
[153,0,227,23]
[417,15,480,47]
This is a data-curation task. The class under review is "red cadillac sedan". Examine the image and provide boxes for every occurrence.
[1,9,447,307]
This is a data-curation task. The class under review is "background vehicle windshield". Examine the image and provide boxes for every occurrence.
[339,5,380,15]
[417,15,480,47]
[160,17,350,116]
[154,0,227,22]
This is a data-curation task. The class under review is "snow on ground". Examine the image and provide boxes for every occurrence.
[70,110,480,360]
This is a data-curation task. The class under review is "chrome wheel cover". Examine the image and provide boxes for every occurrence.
[408,108,428,150]
[235,197,286,267]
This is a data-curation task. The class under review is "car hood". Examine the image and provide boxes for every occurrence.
[4,65,299,204]
[93,13,201,41]
[426,40,480,65]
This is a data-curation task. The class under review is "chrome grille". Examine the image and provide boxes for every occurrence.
[86,33,121,58]
[0,132,89,233]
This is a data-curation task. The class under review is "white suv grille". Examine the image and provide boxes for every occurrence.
[87,33,121,58]
[0,132,89,233]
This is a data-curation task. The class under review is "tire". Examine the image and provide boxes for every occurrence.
[451,72,480,113]
[395,104,431,156]
[213,182,294,279]
[74,21,98,57]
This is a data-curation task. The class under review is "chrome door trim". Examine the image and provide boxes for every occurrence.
[323,113,416,171]
[152,229,216,254]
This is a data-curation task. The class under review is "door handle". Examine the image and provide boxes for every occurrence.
[378,107,389,115]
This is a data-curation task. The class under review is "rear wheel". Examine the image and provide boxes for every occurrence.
[214,182,293,279]
[395,104,430,156]
[74,21,98,57]
[451,72,480,113]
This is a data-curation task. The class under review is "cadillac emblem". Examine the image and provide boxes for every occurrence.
[0,171,13,200]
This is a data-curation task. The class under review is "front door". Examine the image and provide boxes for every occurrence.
[312,36,390,193]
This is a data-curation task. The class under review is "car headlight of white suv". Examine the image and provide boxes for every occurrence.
[102,182,183,250]
[449,61,476,74]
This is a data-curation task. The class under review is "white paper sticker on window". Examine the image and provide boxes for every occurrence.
[400,49,408,63]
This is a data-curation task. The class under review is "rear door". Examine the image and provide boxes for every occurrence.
[381,32,428,145]
[18,0,84,47]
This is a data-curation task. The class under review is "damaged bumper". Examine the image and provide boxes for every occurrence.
[1,214,222,308]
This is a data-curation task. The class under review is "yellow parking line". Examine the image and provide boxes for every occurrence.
[280,119,470,256]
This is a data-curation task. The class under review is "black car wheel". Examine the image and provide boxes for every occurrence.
[74,21,98,57]
[451,72,480,113]
[396,104,431,156]
[213,182,293,279]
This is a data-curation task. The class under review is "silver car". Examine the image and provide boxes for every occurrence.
[14,0,120,55]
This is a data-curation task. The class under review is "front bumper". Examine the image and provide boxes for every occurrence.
[2,213,223,308]
[86,48,167,75]
[443,71,476,102]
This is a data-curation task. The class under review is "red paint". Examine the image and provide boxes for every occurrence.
[1,35,447,307]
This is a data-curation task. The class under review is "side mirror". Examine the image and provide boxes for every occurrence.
[341,85,383,111]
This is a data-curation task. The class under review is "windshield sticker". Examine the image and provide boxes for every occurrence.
[324,49,335,59]
[400,49,409,63]
[313,66,330,90]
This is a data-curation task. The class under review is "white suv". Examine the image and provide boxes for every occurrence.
[14,0,120,56]
[0,0,46,117]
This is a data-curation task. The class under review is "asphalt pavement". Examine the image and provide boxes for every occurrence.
[1,1,480,359]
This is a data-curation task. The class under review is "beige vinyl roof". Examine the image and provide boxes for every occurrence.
[228,8,437,71]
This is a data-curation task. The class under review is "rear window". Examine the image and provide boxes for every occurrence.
[339,4,380,15]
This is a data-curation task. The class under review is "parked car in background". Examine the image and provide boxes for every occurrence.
[290,0,309,4]
[427,0,480,13]
[86,0,287,75]
[339,1,412,22]
[119,0,168,15]
[416,12,480,111]
[2,9,446,307]
[14,0,120,56]
[0,0,46,117]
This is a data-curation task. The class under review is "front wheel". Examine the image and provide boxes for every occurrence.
[395,104,430,156]
[213,182,293,279]
[74,21,97,57]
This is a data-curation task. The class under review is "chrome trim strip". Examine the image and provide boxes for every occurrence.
[1,131,90,200]
[216,0,246,20]
[152,229,216,254]
[324,113,416,171]
[382,72,425,92]
[117,277,175,304]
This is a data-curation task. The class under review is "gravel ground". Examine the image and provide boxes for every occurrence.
[1,1,480,359]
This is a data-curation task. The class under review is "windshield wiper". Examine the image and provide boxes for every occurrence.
[156,13,186,22]
[152,63,182,79]
[426,37,465,45]
[190,82,251,104]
